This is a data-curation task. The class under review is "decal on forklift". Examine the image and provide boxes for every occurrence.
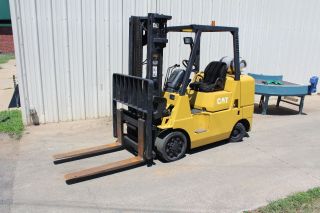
[217,97,229,104]
[152,66,158,77]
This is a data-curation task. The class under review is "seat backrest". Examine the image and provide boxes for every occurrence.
[203,61,227,84]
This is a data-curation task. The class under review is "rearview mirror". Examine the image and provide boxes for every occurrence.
[183,37,193,45]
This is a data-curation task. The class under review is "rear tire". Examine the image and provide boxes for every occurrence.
[229,122,246,142]
[155,131,187,162]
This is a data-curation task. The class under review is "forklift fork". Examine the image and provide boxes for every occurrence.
[53,142,123,163]
[53,110,146,183]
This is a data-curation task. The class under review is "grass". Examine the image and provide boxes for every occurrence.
[0,110,24,138]
[246,187,320,213]
[0,53,15,65]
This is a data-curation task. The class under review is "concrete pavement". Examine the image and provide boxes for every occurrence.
[0,95,320,212]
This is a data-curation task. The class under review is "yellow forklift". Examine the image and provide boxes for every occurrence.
[54,13,254,183]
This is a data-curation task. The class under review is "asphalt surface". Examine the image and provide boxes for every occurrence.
[1,95,319,212]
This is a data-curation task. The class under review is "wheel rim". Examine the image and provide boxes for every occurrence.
[165,136,185,159]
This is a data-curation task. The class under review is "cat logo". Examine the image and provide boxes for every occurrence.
[217,97,229,105]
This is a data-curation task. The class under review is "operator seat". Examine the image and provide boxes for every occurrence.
[189,61,227,92]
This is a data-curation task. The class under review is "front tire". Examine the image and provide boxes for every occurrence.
[155,131,187,162]
[229,122,246,142]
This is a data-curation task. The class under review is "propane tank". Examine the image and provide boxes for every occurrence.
[220,56,247,74]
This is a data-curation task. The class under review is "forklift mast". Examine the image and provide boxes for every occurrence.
[129,13,171,96]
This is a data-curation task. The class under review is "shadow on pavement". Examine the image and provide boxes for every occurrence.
[254,103,307,116]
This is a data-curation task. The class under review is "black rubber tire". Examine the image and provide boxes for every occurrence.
[229,122,246,142]
[155,131,187,162]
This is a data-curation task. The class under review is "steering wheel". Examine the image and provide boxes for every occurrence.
[182,60,197,72]
[182,60,189,68]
